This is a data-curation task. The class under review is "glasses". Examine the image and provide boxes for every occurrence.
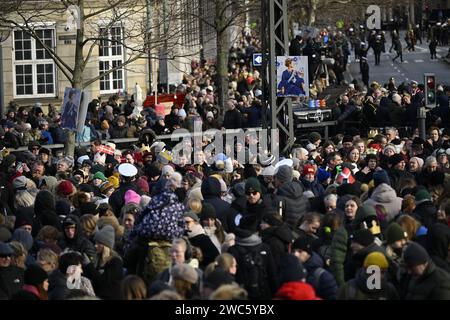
[32,147,40,151]
[246,191,258,196]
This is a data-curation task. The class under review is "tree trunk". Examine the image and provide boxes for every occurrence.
[215,0,229,122]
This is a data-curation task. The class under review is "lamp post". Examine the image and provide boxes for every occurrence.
[0,27,11,117]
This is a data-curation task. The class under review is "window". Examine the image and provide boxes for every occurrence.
[182,0,199,46]
[13,29,56,97]
[98,26,124,94]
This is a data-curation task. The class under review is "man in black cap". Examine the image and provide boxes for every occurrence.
[387,153,413,193]
[0,242,24,299]
[292,236,338,300]
[402,242,450,299]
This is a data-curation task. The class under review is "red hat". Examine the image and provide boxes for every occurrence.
[57,180,75,197]
[137,176,149,194]
[302,164,316,176]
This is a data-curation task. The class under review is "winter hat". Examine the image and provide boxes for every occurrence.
[308,132,321,144]
[137,177,149,194]
[204,269,235,290]
[335,167,355,184]
[200,203,216,220]
[261,212,283,227]
[157,151,172,165]
[342,135,353,143]
[93,172,107,182]
[350,229,375,247]
[385,222,408,245]
[302,164,315,176]
[24,264,48,286]
[388,154,405,167]
[245,177,262,194]
[306,143,317,152]
[40,176,58,193]
[171,263,198,284]
[373,169,390,187]
[124,190,141,205]
[108,175,120,189]
[183,211,200,223]
[0,242,13,256]
[403,242,429,267]
[14,207,34,229]
[317,168,331,183]
[100,182,115,195]
[94,225,115,249]
[0,226,11,242]
[410,157,424,168]
[415,189,431,205]
[224,158,233,174]
[237,214,258,233]
[12,176,28,191]
[79,202,99,216]
[383,144,396,155]
[62,215,78,228]
[161,165,174,177]
[57,180,75,197]
[275,165,293,183]
[11,228,33,251]
[292,236,314,255]
[353,204,377,227]
[261,165,276,176]
[428,171,445,187]
[278,254,307,283]
[77,155,90,167]
[363,252,389,269]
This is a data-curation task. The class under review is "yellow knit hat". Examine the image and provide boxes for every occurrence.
[364,252,389,270]
[108,175,120,189]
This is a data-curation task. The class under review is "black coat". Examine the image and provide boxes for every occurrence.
[427,223,450,273]
[188,233,220,270]
[48,270,70,300]
[109,182,142,217]
[201,178,230,231]
[58,215,96,262]
[0,266,24,300]
[405,262,450,300]
[222,108,243,129]
[84,254,124,300]
[413,201,437,229]
[260,224,293,271]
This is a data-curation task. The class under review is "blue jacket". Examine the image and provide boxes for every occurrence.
[41,130,53,144]
[305,252,338,300]
[300,178,325,199]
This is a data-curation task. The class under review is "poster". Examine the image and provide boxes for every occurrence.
[61,87,81,130]
[276,56,309,97]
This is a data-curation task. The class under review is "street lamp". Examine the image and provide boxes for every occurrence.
[0,26,11,117]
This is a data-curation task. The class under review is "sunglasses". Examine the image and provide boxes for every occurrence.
[246,191,259,196]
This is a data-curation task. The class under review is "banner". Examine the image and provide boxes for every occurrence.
[61,87,82,131]
[276,56,309,97]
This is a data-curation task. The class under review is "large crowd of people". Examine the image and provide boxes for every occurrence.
[1,25,450,300]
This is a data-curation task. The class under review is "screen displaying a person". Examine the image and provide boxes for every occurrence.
[277,58,305,96]
[61,89,78,130]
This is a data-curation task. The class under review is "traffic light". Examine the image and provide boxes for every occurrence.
[424,73,436,108]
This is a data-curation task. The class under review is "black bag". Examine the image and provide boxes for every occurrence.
[236,244,269,299]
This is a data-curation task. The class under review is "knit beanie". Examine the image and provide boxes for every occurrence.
[353,204,377,227]
[171,263,198,284]
[373,169,390,187]
[385,222,408,245]
[302,164,316,176]
[410,157,424,168]
[124,190,141,205]
[350,229,375,247]
[200,203,216,220]
[11,228,33,251]
[12,176,27,191]
[388,154,405,167]
[275,165,293,183]
[261,212,283,227]
[57,180,75,197]
[415,189,431,205]
[363,252,389,269]
[292,236,314,255]
[161,165,175,177]
[383,144,396,155]
[108,175,120,189]
[403,242,429,267]
[245,177,262,194]
[94,225,115,249]
[24,264,48,286]
[317,168,331,183]
[278,254,307,283]
[137,177,149,194]
[183,211,200,223]
[93,172,107,182]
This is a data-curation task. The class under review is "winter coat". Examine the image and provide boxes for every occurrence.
[304,252,338,300]
[58,215,96,262]
[0,265,24,300]
[344,243,385,282]
[388,169,414,194]
[187,224,220,270]
[34,190,62,232]
[48,270,70,300]
[201,178,231,231]
[49,126,67,144]
[338,268,399,300]
[225,196,247,233]
[405,262,450,300]
[364,183,402,222]
[329,223,355,287]
[110,126,128,139]
[260,224,293,271]
[427,223,450,273]
[228,233,277,300]
[274,181,311,229]
[222,108,243,129]
[300,178,325,199]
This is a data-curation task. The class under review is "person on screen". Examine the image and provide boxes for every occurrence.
[61,89,78,130]
[277,58,305,96]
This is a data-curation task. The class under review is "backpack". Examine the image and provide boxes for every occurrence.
[311,267,326,290]
[236,244,268,299]
[141,240,172,285]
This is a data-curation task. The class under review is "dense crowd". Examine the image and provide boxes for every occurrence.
[1,25,450,300]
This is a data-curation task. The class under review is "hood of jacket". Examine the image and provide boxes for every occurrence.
[201,177,221,198]
[370,183,398,203]
[235,233,262,247]
[261,224,293,244]
[34,190,56,217]
[277,181,304,199]
[304,252,325,271]
[427,223,450,260]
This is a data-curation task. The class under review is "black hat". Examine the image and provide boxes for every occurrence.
[342,135,353,143]
[292,236,314,255]
[0,242,13,256]
[403,242,429,267]
[39,148,51,156]
[388,154,404,167]
[308,132,321,143]
[237,214,258,233]
[278,254,307,284]
[204,269,235,290]
[350,229,375,247]
[200,203,216,220]
[62,215,78,228]
[24,264,48,286]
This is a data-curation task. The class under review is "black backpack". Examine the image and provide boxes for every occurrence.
[236,244,269,299]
